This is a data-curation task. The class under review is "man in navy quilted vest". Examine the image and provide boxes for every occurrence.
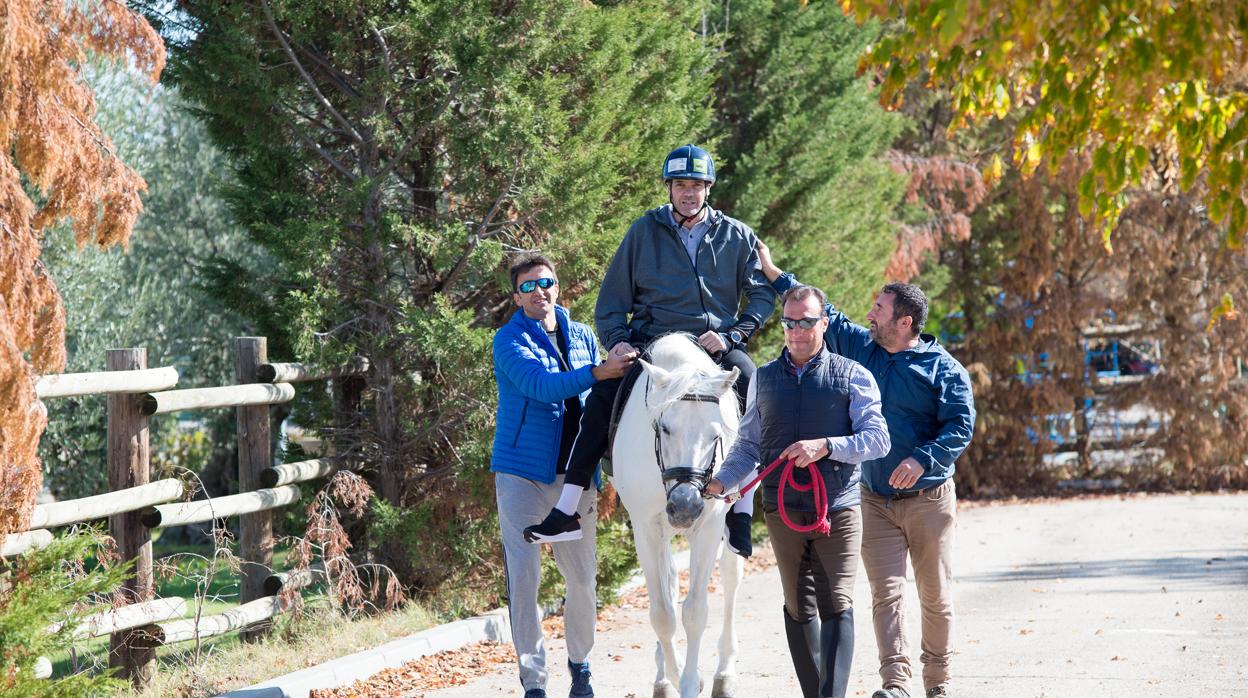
[755,241,976,698]
[525,144,777,556]
[491,254,636,698]
[706,284,890,698]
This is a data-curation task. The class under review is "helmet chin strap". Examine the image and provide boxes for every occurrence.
[668,181,709,228]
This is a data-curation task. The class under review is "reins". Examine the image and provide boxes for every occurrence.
[734,456,831,535]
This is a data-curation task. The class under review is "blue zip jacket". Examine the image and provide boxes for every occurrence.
[773,274,975,496]
[491,305,600,483]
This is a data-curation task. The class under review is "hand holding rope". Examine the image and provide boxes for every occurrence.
[707,456,831,536]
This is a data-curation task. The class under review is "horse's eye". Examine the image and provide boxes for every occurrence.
[660,423,671,436]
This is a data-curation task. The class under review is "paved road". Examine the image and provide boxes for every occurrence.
[427,493,1248,697]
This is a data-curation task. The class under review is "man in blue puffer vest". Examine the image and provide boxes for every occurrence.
[492,254,636,698]
[705,284,890,698]
[755,241,975,698]
[525,144,777,556]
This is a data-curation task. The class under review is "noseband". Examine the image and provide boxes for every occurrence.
[646,379,724,496]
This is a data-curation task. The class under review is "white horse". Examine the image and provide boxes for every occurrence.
[610,333,745,698]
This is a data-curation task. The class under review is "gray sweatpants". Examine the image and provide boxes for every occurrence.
[495,472,598,691]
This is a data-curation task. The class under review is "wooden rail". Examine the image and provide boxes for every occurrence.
[2,529,52,557]
[260,458,337,487]
[264,562,327,595]
[140,486,301,528]
[35,366,179,399]
[52,598,188,640]
[24,338,357,687]
[27,479,184,530]
[256,357,369,383]
[153,596,291,645]
[139,383,295,415]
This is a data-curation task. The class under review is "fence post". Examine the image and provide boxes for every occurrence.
[235,337,273,641]
[106,348,154,686]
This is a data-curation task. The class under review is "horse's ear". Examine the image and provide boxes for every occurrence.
[640,359,672,388]
[715,367,740,397]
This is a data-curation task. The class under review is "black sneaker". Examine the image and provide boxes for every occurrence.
[523,508,582,543]
[568,659,593,697]
[925,687,949,698]
[524,689,548,698]
[724,510,752,558]
[872,687,910,698]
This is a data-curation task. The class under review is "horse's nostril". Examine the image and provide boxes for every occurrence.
[665,483,705,529]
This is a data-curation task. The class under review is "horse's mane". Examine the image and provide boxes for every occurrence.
[644,333,739,429]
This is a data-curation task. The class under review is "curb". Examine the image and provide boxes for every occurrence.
[218,550,694,698]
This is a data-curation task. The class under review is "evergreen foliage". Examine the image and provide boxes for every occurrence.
[708,0,905,342]
[150,0,715,594]
[0,532,129,696]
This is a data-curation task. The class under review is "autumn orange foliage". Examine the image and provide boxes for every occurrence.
[0,0,164,538]
[885,151,987,281]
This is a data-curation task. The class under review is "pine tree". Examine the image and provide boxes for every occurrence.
[707,0,906,329]
[150,0,715,590]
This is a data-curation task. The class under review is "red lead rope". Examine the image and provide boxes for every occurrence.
[737,456,831,535]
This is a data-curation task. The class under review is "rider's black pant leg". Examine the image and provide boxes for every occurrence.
[718,348,756,413]
[561,376,622,489]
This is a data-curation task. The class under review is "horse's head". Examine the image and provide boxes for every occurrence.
[640,358,740,529]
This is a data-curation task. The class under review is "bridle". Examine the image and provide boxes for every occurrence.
[646,378,724,498]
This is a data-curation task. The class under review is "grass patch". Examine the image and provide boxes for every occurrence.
[122,599,436,697]
[50,541,295,679]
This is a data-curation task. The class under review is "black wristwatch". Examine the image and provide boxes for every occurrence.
[728,329,746,347]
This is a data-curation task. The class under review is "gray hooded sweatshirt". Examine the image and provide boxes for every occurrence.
[595,205,776,350]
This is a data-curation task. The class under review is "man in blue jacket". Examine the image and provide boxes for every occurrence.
[492,254,635,698]
[525,144,777,554]
[756,242,975,698]
[705,284,890,698]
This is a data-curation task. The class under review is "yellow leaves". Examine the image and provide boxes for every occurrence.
[1206,293,1238,332]
[993,83,1011,119]
[983,153,1005,186]
[848,0,1248,262]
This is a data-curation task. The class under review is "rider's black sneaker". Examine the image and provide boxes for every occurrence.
[523,508,582,543]
[568,659,593,697]
[724,510,753,558]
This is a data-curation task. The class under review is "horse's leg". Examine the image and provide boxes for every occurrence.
[712,538,743,698]
[677,525,720,698]
[633,521,682,698]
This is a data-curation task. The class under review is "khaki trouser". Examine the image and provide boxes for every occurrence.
[860,479,956,691]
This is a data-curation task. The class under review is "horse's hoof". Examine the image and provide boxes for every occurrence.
[711,675,737,698]
[653,681,678,698]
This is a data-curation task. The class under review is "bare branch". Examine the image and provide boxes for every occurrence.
[435,155,524,294]
[259,0,365,145]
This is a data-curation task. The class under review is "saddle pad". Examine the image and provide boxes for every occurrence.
[602,361,645,477]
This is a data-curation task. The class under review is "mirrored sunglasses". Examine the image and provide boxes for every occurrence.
[780,316,821,330]
[518,277,557,293]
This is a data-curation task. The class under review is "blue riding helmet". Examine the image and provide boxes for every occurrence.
[662,144,716,183]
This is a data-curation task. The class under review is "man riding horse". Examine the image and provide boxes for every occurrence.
[524,144,777,553]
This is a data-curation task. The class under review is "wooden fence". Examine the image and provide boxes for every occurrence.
[1,338,366,688]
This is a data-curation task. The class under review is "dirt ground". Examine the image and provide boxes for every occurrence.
[335,492,1248,698]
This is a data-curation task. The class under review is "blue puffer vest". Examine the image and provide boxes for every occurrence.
[755,347,861,512]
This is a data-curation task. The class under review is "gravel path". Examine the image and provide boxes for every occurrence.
[415,492,1247,698]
